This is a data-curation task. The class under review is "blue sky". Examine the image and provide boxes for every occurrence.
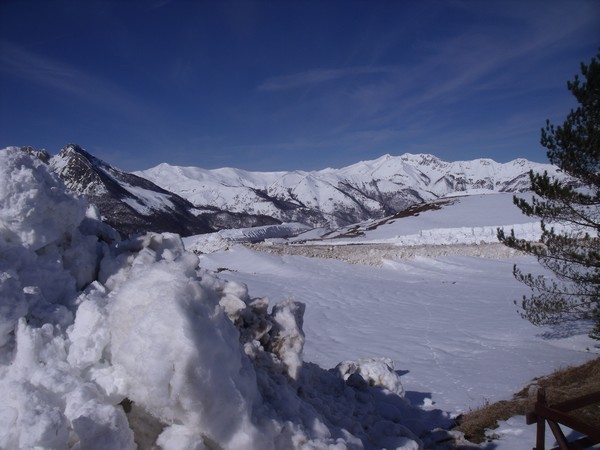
[1,0,598,172]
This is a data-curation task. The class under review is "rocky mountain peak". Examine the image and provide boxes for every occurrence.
[32,144,277,237]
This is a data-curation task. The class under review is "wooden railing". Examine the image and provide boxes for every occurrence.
[526,388,600,450]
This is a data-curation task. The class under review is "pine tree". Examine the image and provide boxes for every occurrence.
[498,52,600,339]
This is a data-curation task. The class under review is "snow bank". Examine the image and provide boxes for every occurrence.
[0,147,456,449]
[246,242,524,266]
[320,222,572,247]
[184,222,311,253]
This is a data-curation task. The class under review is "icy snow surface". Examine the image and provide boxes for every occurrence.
[1,146,597,450]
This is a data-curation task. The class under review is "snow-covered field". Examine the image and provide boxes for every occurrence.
[188,192,599,448]
[198,246,596,414]
[1,146,597,449]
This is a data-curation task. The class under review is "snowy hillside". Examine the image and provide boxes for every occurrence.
[48,144,214,236]
[296,193,570,246]
[47,144,280,236]
[183,193,570,257]
[138,153,565,228]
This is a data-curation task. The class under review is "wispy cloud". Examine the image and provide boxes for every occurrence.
[248,1,599,169]
[258,65,397,91]
[258,1,598,113]
[0,40,147,117]
[148,0,173,11]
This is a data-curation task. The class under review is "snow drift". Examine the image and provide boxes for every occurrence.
[0,147,456,449]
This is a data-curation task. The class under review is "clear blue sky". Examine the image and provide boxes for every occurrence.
[1,0,598,172]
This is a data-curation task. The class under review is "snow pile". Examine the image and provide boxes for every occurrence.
[0,146,87,251]
[359,222,570,247]
[184,222,311,253]
[1,147,453,449]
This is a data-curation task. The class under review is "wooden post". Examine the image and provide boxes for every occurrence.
[535,388,546,450]
[527,387,600,450]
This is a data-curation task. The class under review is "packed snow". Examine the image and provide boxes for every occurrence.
[1,146,597,449]
[183,222,311,254]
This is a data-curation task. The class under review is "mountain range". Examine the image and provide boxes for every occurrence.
[23,144,278,237]
[17,144,564,236]
[137,152,563,228]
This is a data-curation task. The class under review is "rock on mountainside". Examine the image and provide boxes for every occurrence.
[49,144,215,236]
[26,144,279,237]
[137,153,566,228]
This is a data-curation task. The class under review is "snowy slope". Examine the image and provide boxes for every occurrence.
[295,193,569,246]
[183,192,567,256]
[184,187,598,449]
[183,222,311,254]
[49,144,282,236]
[197,247,597,414]
[137,153,565,228]
[48,144,216,236]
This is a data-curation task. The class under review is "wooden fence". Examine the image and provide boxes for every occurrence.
[526,388,600,450]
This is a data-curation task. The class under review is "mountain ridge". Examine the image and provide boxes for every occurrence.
[137,152,564,228]
[21,144,280,237]
[7,144,566,235]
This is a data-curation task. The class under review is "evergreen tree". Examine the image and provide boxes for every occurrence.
[498,52,600,339]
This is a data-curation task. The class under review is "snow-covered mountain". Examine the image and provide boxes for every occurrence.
[12,144,567,237]
[138,153,565,228]
[32,144,279,236]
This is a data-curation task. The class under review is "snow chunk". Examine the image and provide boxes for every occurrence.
[67,283,110,369]
[0,320,135,449]
[268,300,306,380]
[335,357,405,397]
[0,270,27,348]
[0,147,86,251]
